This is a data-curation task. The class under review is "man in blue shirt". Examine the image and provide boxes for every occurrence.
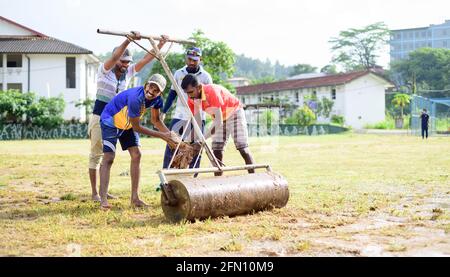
[420,108,430,139]
[99,74,171,209]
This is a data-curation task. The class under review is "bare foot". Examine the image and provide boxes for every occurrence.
[131,199,149,208]
[92,194,101,202]
[107,193,118,200]
[100,200,112,210]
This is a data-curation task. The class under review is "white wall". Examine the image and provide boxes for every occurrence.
[0,18,35,36]
[343,74,386,129]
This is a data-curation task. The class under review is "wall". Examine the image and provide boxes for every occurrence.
[343,74,386,129]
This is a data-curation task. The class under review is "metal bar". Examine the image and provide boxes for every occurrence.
[159,164,270,176]
[97,29,196,45]
[145,35,222,170]
[167,118,191,169]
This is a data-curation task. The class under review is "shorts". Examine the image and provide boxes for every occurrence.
[100,121,140,153]
[212,108,249,151]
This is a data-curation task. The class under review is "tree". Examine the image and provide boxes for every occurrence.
[285,105,316,126]
[391,93,411,119]
[149,52,185,94]
[188,30,236,91]
[251,76,278,85]
[320,64,338,74]
[289,63,317,76]
[390,48,450,98]
[317,97,334,118]
[329,22,390,71]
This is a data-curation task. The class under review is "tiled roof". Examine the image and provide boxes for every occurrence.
[236,70,390,95]
[0,37,92,54]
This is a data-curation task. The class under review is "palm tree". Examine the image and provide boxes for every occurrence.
[391,93,411,129]
[392,93,411,119]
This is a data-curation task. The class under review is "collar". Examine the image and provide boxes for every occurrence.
[200,85,206,102]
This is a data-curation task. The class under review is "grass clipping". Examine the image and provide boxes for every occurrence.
[166,131,195,169]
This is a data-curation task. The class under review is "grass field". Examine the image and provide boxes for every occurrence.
[0,134,449,256]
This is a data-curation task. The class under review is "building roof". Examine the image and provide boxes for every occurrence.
[0,37,93,54]
[236,70,392,95]
[0,16,92,54]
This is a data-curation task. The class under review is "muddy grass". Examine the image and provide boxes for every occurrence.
[0,134,449,256]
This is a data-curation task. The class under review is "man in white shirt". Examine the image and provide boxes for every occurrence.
[160,47,212,169]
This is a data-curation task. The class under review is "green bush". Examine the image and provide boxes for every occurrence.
[0,90,65,128]
[284,105,316,126]
[331,115,345,126]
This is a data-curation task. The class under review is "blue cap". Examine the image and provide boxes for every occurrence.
[186,47,202,61]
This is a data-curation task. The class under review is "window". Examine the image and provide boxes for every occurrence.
[331,89,336,100]
[0,83,2,91]
[0,55,2,67]
[66,57,76,88]
[242,97,246,104]
[313,90,317,97]
[7,83,22,91]
[7,54,22,67]
[295,92,299,103]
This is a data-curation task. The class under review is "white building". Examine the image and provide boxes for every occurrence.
[236,70,394,129]
[0,16,99,121]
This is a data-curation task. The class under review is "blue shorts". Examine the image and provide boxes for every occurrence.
[100,121,140,153]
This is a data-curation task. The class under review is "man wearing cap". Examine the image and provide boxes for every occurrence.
[88,32,168,202]
[99,74,171,209]
[160,47,212,169]
[181,74,255,176]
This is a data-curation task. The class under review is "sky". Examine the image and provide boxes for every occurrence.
[1,0,450,69]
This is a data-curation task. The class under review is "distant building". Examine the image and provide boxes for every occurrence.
[0,16,99,121]
[236,70,394,129]
[390,19,450,62]
[228,77,251,87]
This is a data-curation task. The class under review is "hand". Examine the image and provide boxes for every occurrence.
[158,35,169,49]
[129,31,141,40]
[160,112,166,122]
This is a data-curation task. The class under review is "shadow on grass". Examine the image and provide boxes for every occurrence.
[0,199,172,228]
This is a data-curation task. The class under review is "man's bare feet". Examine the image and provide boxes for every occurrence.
[131,199,149,208]
[107,193,118,200]
[100,200,112,210]
[92,194,101,202]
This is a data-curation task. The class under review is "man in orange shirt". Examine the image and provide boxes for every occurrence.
[181,74,255,175]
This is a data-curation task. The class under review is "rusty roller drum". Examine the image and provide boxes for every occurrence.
[161,171,289,222]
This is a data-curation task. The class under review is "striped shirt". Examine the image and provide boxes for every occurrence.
[96,63,136,103]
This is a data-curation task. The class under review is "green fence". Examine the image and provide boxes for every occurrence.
[247,124,348,137]
[0,124,88,140]
[0,123,348,140]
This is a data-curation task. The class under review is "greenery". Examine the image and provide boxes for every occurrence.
[320,64,339,74]
[0,135,448,255]
[391,93,411,119]
[390,48,450,98]
[364,114,411,130]
[149,52,185,94]
[284,105,316,126]
[331,115,345,126]
[289,64,317,77]
[188,30,236,91]
[329,22,390,71]
[233,54,294,80]
[0,90,65,128]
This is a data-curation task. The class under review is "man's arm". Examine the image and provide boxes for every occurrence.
[134,35,169,73]
[129,117,169,141]
[103,31,141,72]
[161,89,178,116]
[151,108,170,133]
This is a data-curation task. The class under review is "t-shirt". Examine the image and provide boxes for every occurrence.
[93,63,136,115]
[101,86,163,130]
[420,113,430,127]
[170,66,212,120]
[188,84,242,121]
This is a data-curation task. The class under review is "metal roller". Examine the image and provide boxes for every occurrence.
[161,172,289,222]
